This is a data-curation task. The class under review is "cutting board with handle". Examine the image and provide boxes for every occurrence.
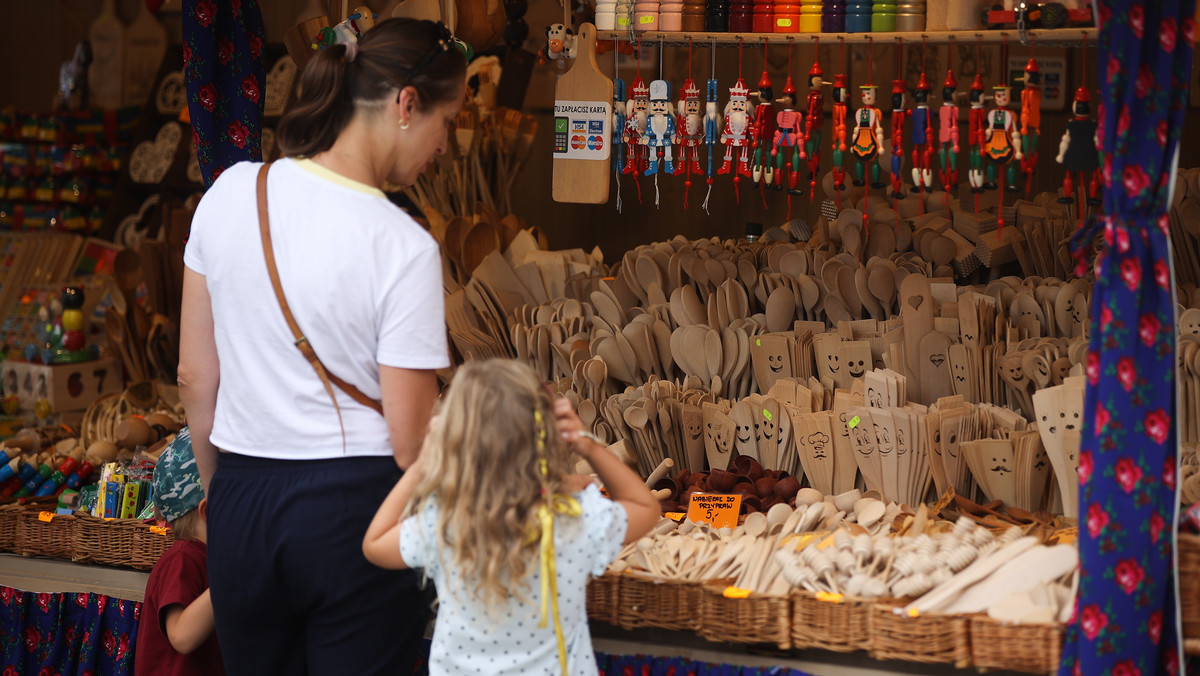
[89,0,125,110]
[551,23,612,204]
[122,0,168,107]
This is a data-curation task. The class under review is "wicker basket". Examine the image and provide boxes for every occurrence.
[0,496,57,553]
[791,591,872,652]
[586,573,621,625]
[16,507,77,560]
[698,580,791,650]
[1180,533,1200,642]
[73,513,175,570]
[869,604,971,667]
[617,572,703,631]
[969,615,1064,675]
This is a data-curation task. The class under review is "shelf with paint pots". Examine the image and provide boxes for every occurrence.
[595,28,1097,47]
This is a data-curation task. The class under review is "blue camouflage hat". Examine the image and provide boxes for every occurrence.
[152,427,204,522]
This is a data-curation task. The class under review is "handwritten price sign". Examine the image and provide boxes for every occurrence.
[686,493,742,529]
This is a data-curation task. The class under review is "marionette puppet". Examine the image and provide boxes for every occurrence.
[967,74,988,193]
[643,79,677,176]
[1018,58,1042,197]
[937,70,960,191]
[983,84,1022,192]
[623,77,650,175]
[719,78,755,179]
[676,79,705,179]
[772,74,805,191]
[614,77,627,174]
[911,72,934,195]
[889,79,908,200]
[805,61,826,198]
[831,73,850,193]
[1055,86,1100,209]
[751,71,777,185]
[850,83,885,189]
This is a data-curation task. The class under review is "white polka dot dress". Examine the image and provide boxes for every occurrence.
[400,484,627,676]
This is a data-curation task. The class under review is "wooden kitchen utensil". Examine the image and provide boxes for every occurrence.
[551,24,612,204]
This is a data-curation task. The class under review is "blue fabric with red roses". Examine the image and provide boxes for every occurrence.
[183,0,266,188]
[1058,2,1195,676]
[0,587,139,675]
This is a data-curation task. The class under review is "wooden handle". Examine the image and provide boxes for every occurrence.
[644,457,675,487]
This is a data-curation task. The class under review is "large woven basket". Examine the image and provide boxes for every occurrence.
[16,507,77,560]
[869,604,971,667]
[586,573,621,625]
[698,580,791,650]
[0,496,55,553]
[73,513,175,570]
[1180,533,1200,642]
[969,615,1064,675]
[617,572,703,631]
[791,591,873,652]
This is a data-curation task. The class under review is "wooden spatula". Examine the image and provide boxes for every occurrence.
[551,24,612,204]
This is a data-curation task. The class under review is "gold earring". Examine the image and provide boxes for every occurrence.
[399,119,410,130]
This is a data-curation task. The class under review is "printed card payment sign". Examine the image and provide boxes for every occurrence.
[552,100,611,161]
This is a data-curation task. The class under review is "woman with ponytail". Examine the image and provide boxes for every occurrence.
[177,18,466,674]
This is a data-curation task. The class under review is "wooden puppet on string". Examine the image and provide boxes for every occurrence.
[702,54,720,213]
[937,70,960,192]
[831,73,850,195]
[984,84,1022,192]
[751,69,777,187]
[911,72,934,196]
[889,79,908,200]
[1055,86,1100,219]
[644,79,677,206]
[719,77,755,195]
[676,78,705,202]
[623,77,650,177]
[772,73,805,192]
[804,58,826,199]
[850,83,885,190]
[1018,58,1042,197]
[967,74,988,194]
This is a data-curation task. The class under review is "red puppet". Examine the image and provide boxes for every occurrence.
[937,70,960,190]
[831,73,849,192]
[889,79,908,200]
[751,71,777,184]
[804,61,825,198]
[623,77,650,175]
[910,72,934,194]
[772,75,805,190]
[719,78,754,178]
[675,78,705,180]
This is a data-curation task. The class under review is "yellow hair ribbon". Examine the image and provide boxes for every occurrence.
[537,493,581,676]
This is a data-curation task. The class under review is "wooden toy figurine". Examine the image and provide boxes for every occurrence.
[643,79,677,175]
[719,78,754,179]
[804,61,826,198]
[771,74,805,190]
[675,78,706,181]
[850,83,885,189]
[910,72,934,194]
[1018,58,1042,196]
[983,84,1022,191]
[1055,86,1100,206]
[537,23,577,68]
[831,73,849,192]
[889,79,908,199]
[937,70,960,190]
[623,77,650,175]
[751,71,777,184]
[967,74,988,193]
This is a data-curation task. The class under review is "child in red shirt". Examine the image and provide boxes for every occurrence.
[134,428,224,676]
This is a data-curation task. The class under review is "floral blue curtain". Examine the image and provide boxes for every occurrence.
[1060,2,1195,675]
[183,0,267,187]
[0,587,139,675]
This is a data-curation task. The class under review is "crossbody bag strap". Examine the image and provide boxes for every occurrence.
[256,163,385,431]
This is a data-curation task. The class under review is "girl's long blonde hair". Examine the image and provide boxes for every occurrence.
[404,359,572,612]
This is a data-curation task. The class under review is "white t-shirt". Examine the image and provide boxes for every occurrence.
[400,484,627,676]
[183,158,449,460]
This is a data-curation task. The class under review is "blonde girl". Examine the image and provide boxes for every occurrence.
[363,359,659,675]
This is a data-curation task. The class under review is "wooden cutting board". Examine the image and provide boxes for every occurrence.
[551,23,612,204]
[89,0,125,110]
[123,0,168,107]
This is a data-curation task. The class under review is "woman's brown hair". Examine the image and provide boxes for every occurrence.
[277,18,467,158]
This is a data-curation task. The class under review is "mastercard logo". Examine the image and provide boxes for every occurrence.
[571,135,586,149]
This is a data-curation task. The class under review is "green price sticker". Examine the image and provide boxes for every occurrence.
[848,415,861,429]
[763,409,773,421]
[756,338,762,347]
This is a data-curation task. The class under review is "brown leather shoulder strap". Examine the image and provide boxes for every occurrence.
[256,163,385,423]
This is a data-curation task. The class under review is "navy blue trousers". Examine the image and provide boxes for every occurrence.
[207,452,430,675]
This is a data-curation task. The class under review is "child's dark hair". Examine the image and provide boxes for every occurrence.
[277,18,467,157]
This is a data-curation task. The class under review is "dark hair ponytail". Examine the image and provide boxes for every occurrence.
[277,19,468,158]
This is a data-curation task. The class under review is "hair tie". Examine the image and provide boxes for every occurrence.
[344,41,359,63]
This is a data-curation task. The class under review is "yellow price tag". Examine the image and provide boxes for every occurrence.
[756,338,762,347]
[906,608,920,618]
[816,591,845,603]
[38,511,54,522]
[617,16,631,25]
[638,15,655,23]
[150,526,169,535]
[763,409,773,421]
[664,512,686,521]
[723,586,753,599]
[777,18,793,27]
[848,415,861,429]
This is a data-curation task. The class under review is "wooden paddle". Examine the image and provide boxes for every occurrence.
[551,24,612,204]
